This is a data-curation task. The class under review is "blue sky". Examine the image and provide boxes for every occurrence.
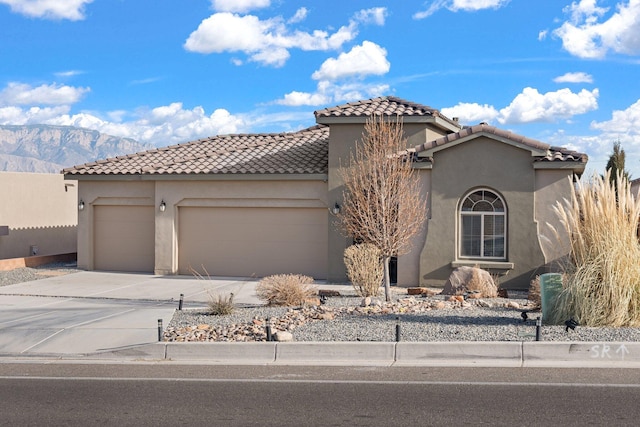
[1,0,639,177]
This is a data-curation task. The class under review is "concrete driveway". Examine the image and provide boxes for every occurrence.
[0,271,262,355]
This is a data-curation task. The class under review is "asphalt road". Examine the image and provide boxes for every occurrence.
[1,364,639,426]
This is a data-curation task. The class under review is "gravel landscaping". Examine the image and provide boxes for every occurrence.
[2,267,639,343]
[0,262,79,287]
[164,288,640,343]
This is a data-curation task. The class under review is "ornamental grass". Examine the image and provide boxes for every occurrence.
[548,171,640,327]
[256,274,316,306]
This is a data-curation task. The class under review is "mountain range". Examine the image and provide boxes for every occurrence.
[0,125,153,173]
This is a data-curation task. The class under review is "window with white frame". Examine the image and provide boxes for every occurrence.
[459,189,506,259]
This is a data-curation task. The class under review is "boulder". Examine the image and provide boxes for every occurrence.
[442,266,498,298]
[273,331,294,342]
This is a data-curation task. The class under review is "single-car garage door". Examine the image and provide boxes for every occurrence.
[93,205,155,272]
[178,207,328,279]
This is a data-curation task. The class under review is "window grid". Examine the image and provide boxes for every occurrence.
[460,190,506,260]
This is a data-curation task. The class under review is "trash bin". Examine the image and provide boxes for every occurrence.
[540,273,563,325]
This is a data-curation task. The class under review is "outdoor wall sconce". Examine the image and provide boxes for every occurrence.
[331,202,341,215]
[159,200,166,212]
[78,200,85,211]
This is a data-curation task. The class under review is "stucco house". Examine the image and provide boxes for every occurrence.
[63,97,587,289]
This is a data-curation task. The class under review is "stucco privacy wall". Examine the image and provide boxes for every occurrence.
[534,169,575,268]
[77,178,328,275]
[420,137,547,289]
[0,172,77,259]
[326,122,448,282]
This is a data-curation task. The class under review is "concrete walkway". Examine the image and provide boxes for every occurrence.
[0,271,265,355]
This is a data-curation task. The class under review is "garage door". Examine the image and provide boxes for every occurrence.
[178,207,327,279]
[93,205,155,272]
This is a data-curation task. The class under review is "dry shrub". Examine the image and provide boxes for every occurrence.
[344,243,383,297]
[466,266,498,298]
[256,274,315,306]
[548,171,640,326]
[528,276,541,308]
[208,292,234,315]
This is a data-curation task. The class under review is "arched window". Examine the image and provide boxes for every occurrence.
[459,189,506,259]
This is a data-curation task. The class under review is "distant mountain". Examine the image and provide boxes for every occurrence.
[0,125,153,173]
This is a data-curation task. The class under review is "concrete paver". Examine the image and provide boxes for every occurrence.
[0,271,262,355]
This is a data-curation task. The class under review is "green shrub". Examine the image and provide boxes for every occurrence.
[207,292,235,315]
[549,171,640,326]
[344,243,383,297]
[256,274,315,306]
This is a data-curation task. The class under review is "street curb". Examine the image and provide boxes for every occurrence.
[395,342,523,367]
[522,341,640,367]
[77,341,640,368]
[274,342,395,366]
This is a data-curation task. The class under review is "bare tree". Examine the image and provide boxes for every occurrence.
[337,115,427,301]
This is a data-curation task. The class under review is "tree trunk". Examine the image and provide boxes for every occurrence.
[383,255,391,302]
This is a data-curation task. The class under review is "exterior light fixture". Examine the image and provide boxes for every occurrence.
[331,203,341,215]
[78,200,85,211]
[159,200,166,212]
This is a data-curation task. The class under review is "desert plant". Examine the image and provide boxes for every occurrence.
[528,276,541,308]
[547,170,640,326]
[344,243,383,297]
[256,274,315,306]
[207,292,235,315]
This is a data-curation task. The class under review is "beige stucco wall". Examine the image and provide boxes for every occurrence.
[326,122,449,282]
[419,137,548,289]
[534,169,575,270]
[0,172,77,259]
[75,178,328,274]
[397,168,431,286]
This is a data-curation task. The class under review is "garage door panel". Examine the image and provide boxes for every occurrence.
[178,207,327,279]
[94,206,154,273]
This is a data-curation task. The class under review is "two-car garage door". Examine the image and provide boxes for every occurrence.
[178,207,328,279]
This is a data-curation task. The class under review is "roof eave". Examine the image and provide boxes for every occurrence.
[533,162,587,173]
[417,131,549,158]
[63,173,329,182]
[315,114,461,133]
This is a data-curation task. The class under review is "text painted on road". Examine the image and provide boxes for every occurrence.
[590,344,630,360]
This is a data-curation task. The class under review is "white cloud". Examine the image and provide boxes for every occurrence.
[591,98,640,134]
[277,91,332,107]
[354,7,387,25]
[538,30,548,41]
[54,70,84,78]
[0,81,248,145]
[184,12,358,67]
[441,103,500,124]
[0,82,89,106]
[211,0,270,13]
[553,72,594,83]
[554,0,640,58]
[0,0,93,20]
[0,105,71,124]
[414,0,509,19]
[275,80,389,107]
[288,7,307,24]
[312,41,390,81]
[498,87,599,124]
[44,103,247,145]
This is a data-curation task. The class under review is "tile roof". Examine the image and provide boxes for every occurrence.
[314,96,460,126]
[63,125,329,176]
[414,123,588,164]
